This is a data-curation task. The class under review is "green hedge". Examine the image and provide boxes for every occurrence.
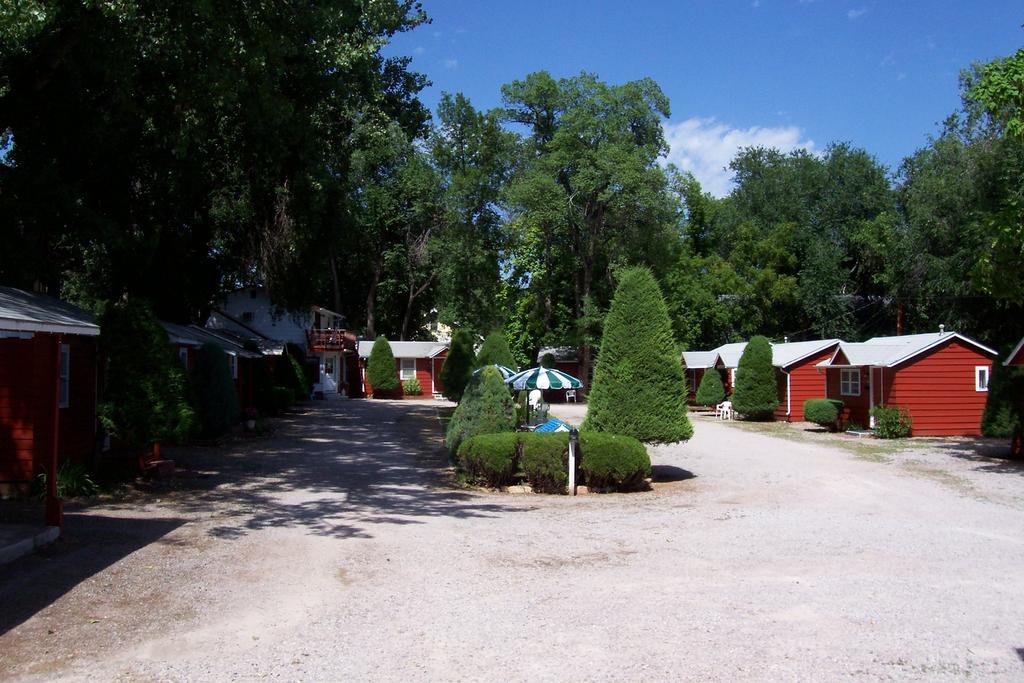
[871,405,912,439]
[459,433,520,487]
[519,432,569,494]
[579,432,650,491]
[804,398,843,431]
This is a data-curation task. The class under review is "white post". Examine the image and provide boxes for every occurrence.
[868,367,875,429]
[568,427,579,495]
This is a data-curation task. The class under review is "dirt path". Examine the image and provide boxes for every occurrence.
[3,401,1024,680]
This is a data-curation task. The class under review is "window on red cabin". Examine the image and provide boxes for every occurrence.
[59,343,70,408]
[840,368,860,396]
[400,358,416,380]
[975,366,990,392]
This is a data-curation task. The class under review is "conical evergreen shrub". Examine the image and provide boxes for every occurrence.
[474,330,517,370]
[440,329,475,402]
[366,335,399,396]
[694,369,726,407]
[731,335,778,419]
[982,361,1022,438]
[446,366,516,456]
[581,267,692,443]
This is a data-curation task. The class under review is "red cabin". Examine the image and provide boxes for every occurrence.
[817,331,997,436]
[0,287,100,523]
[357,341,449,399]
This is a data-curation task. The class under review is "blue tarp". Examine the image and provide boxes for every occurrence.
[533,418,571,433]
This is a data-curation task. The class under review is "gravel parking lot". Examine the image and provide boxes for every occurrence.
[2,399,1024,681]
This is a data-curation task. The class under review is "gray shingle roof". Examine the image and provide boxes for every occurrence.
[357,340,448,359]
[705,339,840,369]
[820,331,996,368]
[0,286,99,336]
[681,351,719,368]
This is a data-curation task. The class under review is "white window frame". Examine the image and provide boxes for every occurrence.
[228,353,238,380]
[59,343,71,408]
[840,368,861,397]
[975,365,990,392]
[400,358,416,381]
[178,347,189,367]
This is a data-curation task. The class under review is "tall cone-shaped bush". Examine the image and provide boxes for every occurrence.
[582,267,692,443]
[441,329,475,402]
[366,335,399,396]
[474,330,517,370]
[731,335,778,418]
[694,369,726,407]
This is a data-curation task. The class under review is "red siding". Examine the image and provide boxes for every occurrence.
[883,339,993,437]
[775,346,836,421]
[1,333,97,485]
[361,351,448,399]
[825,366,872,429]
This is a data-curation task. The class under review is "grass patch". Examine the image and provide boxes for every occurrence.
[713,415,912,462]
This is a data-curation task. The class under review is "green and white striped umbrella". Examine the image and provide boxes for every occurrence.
[472,364,517,380]
[505,366,583,391]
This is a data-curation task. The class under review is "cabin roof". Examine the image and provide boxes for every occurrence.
[706,338,840,369]
[357,340,448,359]
[681,351,719,369]
[818,331,996,368]
[0,286,99,336]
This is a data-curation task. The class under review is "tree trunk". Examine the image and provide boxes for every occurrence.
[365,258,382,339]
[329,247,342,317]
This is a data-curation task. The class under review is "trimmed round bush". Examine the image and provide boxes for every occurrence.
[459,433,520,487]
[191,343,240,438]
[731,335,778,419]
[539,352,556,368]
[367,335,399,396]
[441,329,475,402]
[475,331,517,370]
[445,366,516,456]
[582,267,693,443]
[694,369,726,407]
[804,398,843,431]
[519,432,569,494]
[98,298,196,449]
[579,432,651,491]
[872,405,912,439]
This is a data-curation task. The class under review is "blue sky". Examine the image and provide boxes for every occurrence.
[386,1,1023,196]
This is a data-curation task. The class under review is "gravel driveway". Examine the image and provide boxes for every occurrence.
[3,400,1024,681]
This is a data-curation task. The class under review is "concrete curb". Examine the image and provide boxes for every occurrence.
[0,526,60,566]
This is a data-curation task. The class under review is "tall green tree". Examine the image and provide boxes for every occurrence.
[582,267,692,443]
[503,72,681,383]
[475,331,518,370]
[366,336,400,396]
[440,329,476,402]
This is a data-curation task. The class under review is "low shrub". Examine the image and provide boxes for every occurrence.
[871,405,912,439]
[35,460,99,500]
[403,377,422,396]
[459,433,520,487]
[579,433,650,491]
[804,398,844,431]
[519,433,569,494]
[982,363,1022,438]
[272,386,293,413]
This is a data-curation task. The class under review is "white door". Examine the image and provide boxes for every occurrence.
[322,353,339,393]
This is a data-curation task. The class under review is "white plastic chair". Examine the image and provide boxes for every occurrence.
[565,389,577,403]
[716,400,733,420]
[528,389,543,408]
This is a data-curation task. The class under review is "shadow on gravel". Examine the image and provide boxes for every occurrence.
[0,513,185,636]
[131,400,527,541]
[650,465,696,483]
[933,438,1023,476]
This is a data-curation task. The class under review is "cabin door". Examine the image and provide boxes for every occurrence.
[321,353,340,393]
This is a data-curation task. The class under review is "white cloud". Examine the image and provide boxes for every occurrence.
[413,46,425,56]
[847,7,867,19]
[662,117,816,198]
[443,58,458,69]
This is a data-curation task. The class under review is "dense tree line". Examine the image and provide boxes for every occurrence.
[1,5,1021,357]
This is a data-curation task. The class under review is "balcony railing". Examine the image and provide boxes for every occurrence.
[307,328,355,353]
